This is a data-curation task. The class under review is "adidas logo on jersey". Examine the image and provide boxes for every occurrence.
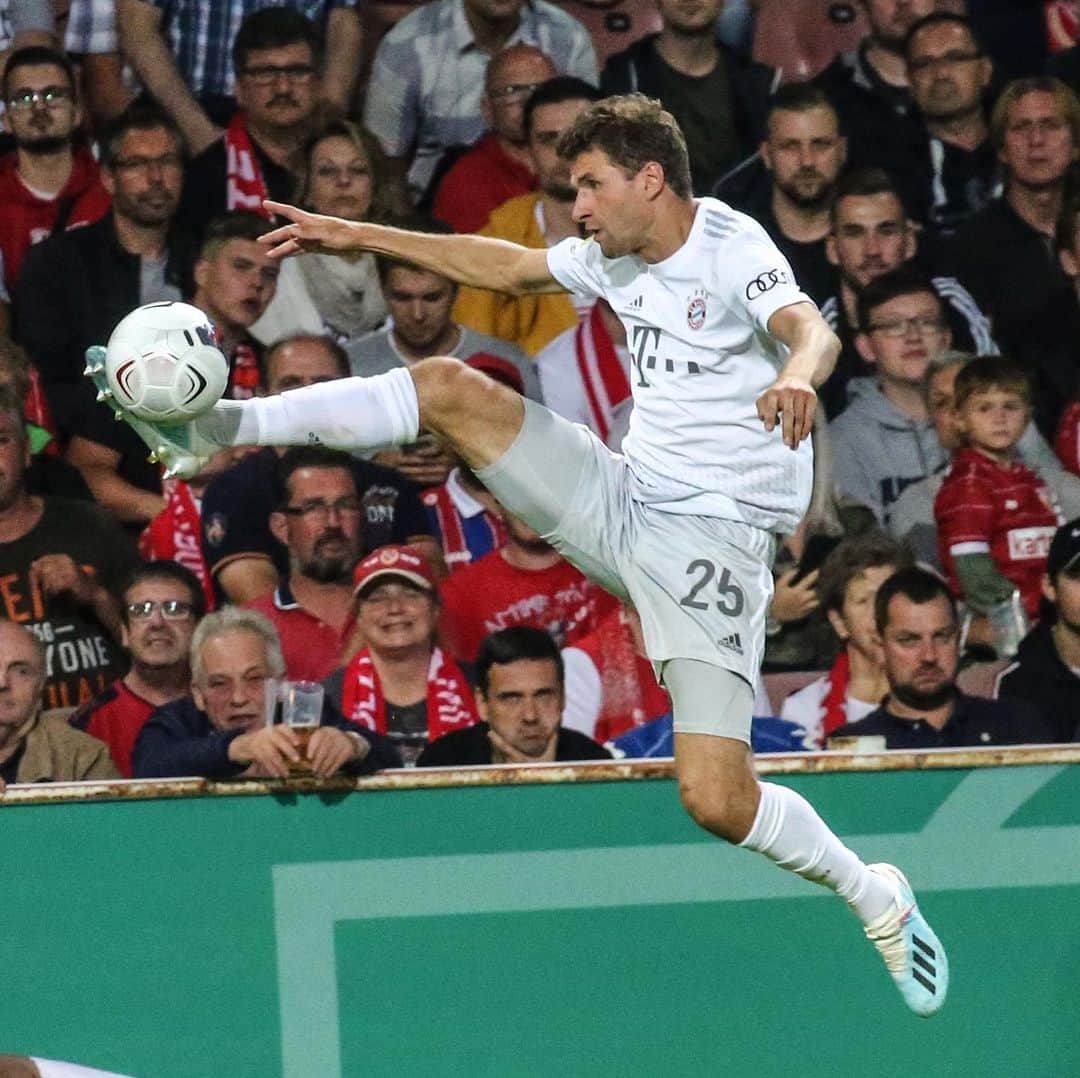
[629,295,644,310]
[717,632,743,655]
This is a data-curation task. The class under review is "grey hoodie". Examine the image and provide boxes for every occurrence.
[828,377,947,525]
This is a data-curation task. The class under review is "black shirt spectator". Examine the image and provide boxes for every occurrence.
[994,621,1080,743]
[417,721,611,767]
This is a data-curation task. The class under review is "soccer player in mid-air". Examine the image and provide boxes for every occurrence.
[92,94,947,1014]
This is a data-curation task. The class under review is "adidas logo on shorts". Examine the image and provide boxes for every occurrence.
[717,632,743,655]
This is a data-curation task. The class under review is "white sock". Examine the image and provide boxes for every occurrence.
[739,782,895,924]
[206,368,420,449]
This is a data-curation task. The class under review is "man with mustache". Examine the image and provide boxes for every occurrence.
[248,446,364,682]
[828,565,1053,748]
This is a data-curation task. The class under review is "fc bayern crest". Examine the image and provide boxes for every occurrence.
[687,292,707,330]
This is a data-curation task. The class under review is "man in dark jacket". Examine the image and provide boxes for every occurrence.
[418,626,610,767]
[600,0,775,194]
[133,606,401,778]
[994,519,1080,742]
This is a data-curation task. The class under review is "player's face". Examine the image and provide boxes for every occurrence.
[865,0,935,50]
[485,50,555,146]
[860,291,949,387]
[879,594,959,710]
[1000,91,1078,189]
[570,148,652,259]
[907,22,991,122]
[306,135,373,221]
[194,238,280,330]
[657,0,724,35]
[828,192,914,288]
[355,580,438,654]
[958,388,1030,461]
[193,630,275,732]
[275,466,362,583]
[265,339,345,393]
[528,98,593,202]
[0,622,44,747]
[235,42,320,131]
[122,578,198,669]
[3,62,79,151]
[927,362,965,450]
[480,658,564,758]
[832,564,896,663]
[103,126,184,227]
[763,106,846,208]
[384,266,456,353]
[0,411,29,511]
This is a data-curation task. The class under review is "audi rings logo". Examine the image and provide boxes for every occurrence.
[745,269,788,300]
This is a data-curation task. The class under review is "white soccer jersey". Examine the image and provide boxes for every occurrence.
[547,197,815,533]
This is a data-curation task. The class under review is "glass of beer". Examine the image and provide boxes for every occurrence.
[281,680,324,773]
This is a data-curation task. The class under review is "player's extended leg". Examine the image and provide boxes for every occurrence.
[665,658,949,1017]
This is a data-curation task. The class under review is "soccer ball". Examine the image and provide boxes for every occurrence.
[105,302,230,423]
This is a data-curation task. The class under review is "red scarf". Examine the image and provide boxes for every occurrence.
[575,304,630,446]
[1046,1,1079,51]
[820,650,852,742]
[139,478,216,610]
[341,646,478,739]
[225,113,273,219]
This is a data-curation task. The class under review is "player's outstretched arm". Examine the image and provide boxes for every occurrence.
[260,200,565,297]
[758,302,841,450]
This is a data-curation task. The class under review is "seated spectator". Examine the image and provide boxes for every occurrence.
[189,211,279,398]
[0,387,137,709]
[362,0,597,206]
[0,45,110,297]
[781,531,910,749]
[327,545,478,765]
[452,77,604,356]
[828,566,1054,748]
[561,603,670,743]
[0,618,119,784]
[935,356,1063,623]
[994,517,1080,741]
[439,496,619,665]
[71,560,205,777]
[534,299,630,449]
[248,447,362,682]
[600,0,775,195]
[199,334,437,603]
[253,120,392,345]
[819,167,997,416]
[421,454,507,574]
[133,606,399,779]
[431,44,556,232]
[417,626,610,765]
[829,267,951,526]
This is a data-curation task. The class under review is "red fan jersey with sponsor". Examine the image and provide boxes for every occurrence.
[935,448,1063,616]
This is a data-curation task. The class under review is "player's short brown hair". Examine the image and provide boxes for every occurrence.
[952,354,1032,412]
[557,93,693,201]
[990,75,1080,154]
[817,531,911,616]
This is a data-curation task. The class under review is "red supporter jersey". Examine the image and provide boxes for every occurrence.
[439,549,619,663]
[1054,400,1080,476]
[935,448,1062,616]
[70,679,157,778]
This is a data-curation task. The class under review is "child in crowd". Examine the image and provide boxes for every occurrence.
[935,356,1063,621]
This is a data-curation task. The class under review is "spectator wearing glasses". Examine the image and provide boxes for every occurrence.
[248,447,363,682]
[71,560,205,777]
[133,606,400,779]
[0,45,110,300]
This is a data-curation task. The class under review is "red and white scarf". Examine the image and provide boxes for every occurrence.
[341,646,478,740]
[819,650,852,743]
[225,113,273,219]
[575,304,630,446]
[138,478,216,610]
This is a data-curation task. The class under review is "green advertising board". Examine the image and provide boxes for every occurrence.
[1,755,1078,1078]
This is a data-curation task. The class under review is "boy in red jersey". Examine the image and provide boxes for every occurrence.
[935,356,1064,620]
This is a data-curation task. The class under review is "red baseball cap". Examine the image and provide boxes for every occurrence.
[352,545,436,598]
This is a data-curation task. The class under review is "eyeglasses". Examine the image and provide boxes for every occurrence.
[242,64,317,86]
[908,50,983,75]
[867,316,947,338]
[126,599,195,620]
[359,584,431,608]
[488,81,544,101]
[110,152,184,173]
[7,86,72,110]
[281,497,363,521]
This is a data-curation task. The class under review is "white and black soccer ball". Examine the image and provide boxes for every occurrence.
[105,301,230,423]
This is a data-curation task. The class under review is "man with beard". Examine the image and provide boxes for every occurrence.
[71,560,205,777]
[453,77,603,356]
[16,100,191,527]
[175,8,325,244]
[248,447,364,682]
[828,565,1053,748]
[0,46,110,298]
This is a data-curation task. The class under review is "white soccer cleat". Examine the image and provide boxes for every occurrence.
[863,862,949,1017]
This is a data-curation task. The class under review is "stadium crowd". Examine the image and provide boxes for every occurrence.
[2,0,1080,793]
